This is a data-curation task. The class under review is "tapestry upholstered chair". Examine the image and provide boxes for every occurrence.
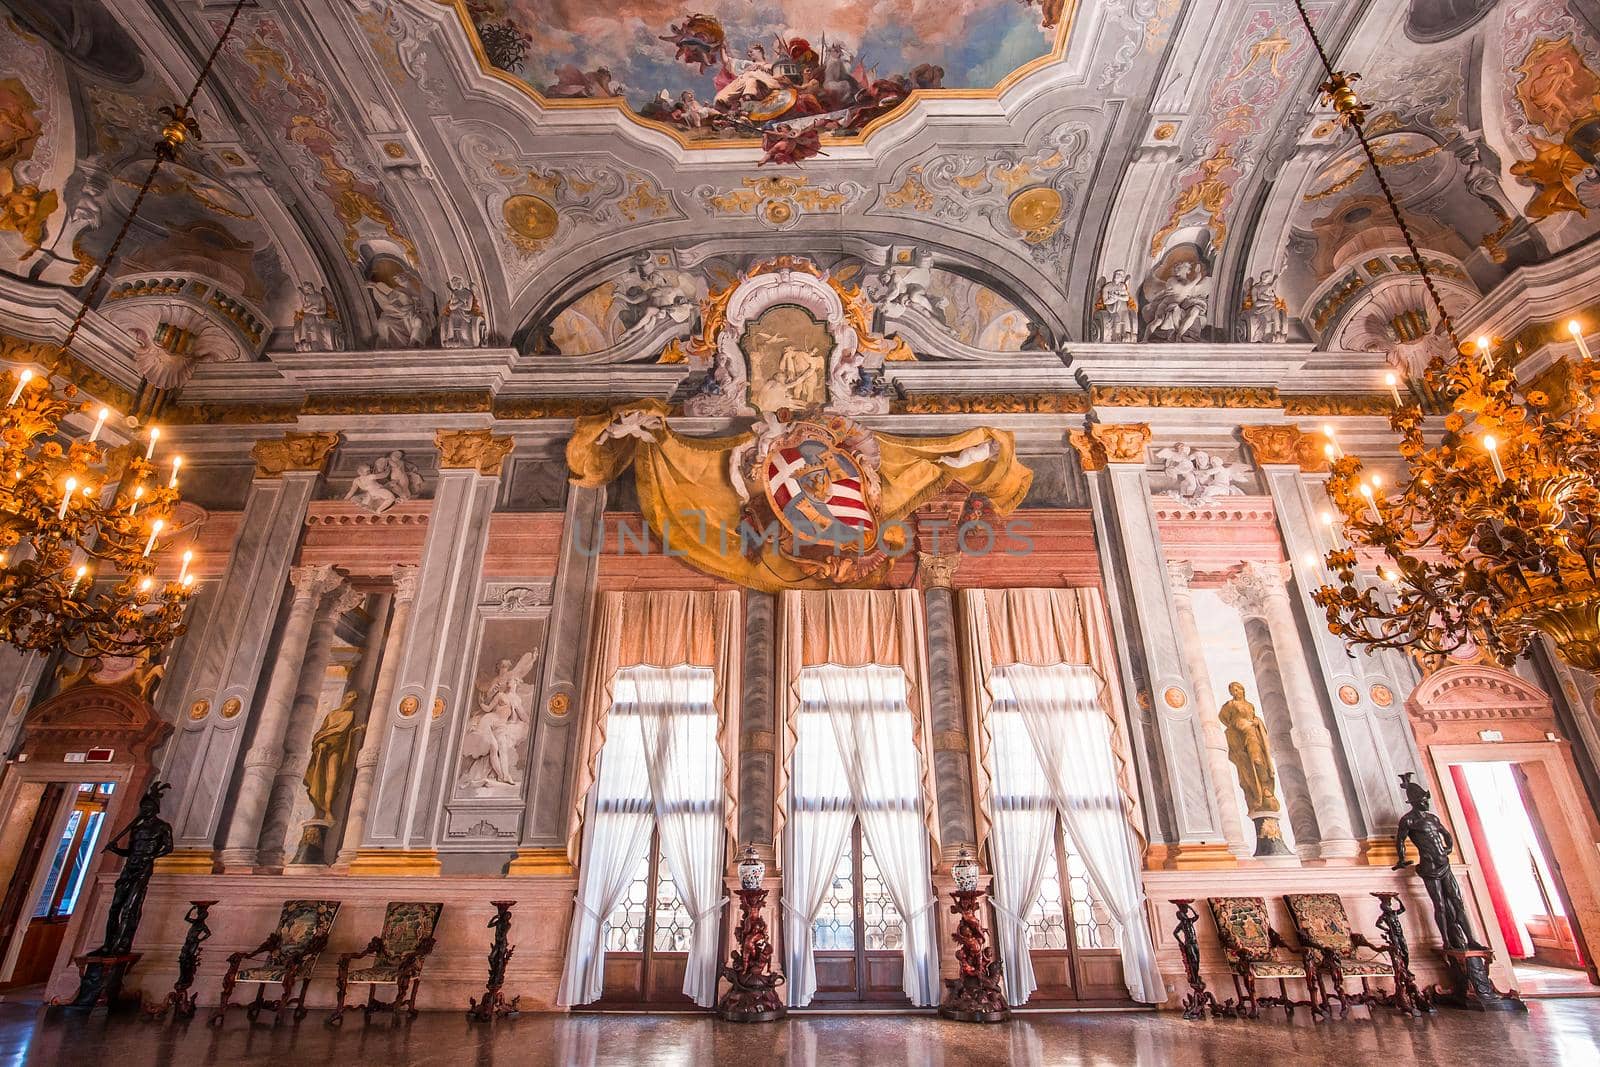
[1283,893,1418,1017]
[328,901,444,1024]
[1207,896,1322,1019]
[210,899,341,1025]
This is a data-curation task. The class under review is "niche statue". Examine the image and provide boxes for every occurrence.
[1218,683,1291,857]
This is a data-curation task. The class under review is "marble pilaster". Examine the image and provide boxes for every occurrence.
[335,568,418,868]
[160,437,335,854]
[737,590,777,860]
[1225,562,1359,859]
[1070,426,1226,856]
[1166,563,1252,860]
[519,481,606,850]
[256,583,365,871]
[216,563,345,872]
[0,650,46,758]
[358,432,506,862]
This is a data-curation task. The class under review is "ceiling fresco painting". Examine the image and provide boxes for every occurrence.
[0,0,1597,399]
[457,0,1070,143]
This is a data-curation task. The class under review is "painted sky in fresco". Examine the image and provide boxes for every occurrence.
[482,1,1059,112]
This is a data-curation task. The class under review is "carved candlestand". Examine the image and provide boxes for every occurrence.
[938,889,1008,1023]
[1172,899,1236,1019]
[145,901,217,1020]
[717,888,785,1022]
[466,901,521,1021]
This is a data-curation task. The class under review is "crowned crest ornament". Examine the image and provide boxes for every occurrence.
[734,412,886,585]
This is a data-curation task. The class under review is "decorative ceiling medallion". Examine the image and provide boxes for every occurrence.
[502,193,559,244]
[188,699,210,721]
[697,175,863,231]
[1007,185,1063,235]
[1370,683,1394,708]
[448,1,1080,150]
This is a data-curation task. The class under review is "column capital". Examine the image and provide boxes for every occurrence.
[1240,425,1329,473]
[1091,423,1152,465]
[329,583,366,618]
[391,564,420,603]
[1219,561,1282,617]
[1166,559,1196,591]
[289,562,343,602]
[252,431,341,477]
[915,552,959,590]
[434,428,514,475]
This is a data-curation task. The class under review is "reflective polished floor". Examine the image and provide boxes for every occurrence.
[4,999,1600,1066]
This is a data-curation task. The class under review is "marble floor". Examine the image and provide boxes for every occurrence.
[3,999,1600,1066]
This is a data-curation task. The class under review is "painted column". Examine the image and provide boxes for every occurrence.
[216,563,344,872]
[1242,426,1422,847]
[159,432,339,861]
[335,567,418,868]
[1166,562,1252,859]
[355,430,509,873]
[1070,425,1229,862]
[1230,561,1360,859]
[517,480,606,856]
[737,590,777,861]
[256,582,364,871]
[919,563,977,856]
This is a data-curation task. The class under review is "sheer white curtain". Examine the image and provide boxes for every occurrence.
[986,699,1059,1006]
[557,682,655,1006]
[558,665,725,1007]
[997,662,1165,1003]
[803,664,940,1006]
[782,701,856,1007]
[631,665,727,1005]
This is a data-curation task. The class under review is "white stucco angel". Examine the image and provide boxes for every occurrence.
[1155,442,1203,500]
[344,463,399,513]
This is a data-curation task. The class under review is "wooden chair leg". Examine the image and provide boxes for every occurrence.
[293,973,313,1021]
[407,977,423,1019]
[1278,979,1294,1020]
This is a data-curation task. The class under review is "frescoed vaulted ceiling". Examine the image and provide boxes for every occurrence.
[2,0,1599,400]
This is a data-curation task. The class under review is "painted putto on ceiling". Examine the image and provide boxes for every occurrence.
[457,0,1067,143]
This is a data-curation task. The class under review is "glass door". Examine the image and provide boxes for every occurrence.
[1021,814,1129,1004]
[593,827,697,1008]
[808,820,909,1004]
[0,782,113,989]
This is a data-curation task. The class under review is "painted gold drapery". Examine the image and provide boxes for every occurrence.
[959,587,1145,853]
[774,589,941,855]
[567,589,743,863]
[565,400,1032,591]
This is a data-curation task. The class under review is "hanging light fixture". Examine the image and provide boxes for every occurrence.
[1290,1,1600,670]
[0,0,251,660]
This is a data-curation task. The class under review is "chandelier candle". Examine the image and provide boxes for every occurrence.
[145,426,159,460]
[1571,321,1593,361]
[6,370,30,406]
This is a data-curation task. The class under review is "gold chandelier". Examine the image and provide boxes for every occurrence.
[0,0,251,660]
[1291,3,1600,671]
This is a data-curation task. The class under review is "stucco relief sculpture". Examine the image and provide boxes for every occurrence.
[1239,269,1289,343]
[368,274,428,347]
[1219,683,1292,858]
[872,248,950,325]
[1090,270,1137,342]
[293,283,343,352]
[616,252,701,336]
[1139,242,1211,342]
[668,257,907,418]
[1155,443,1248,502]
[440,277,490,348]
[458,650,538,795]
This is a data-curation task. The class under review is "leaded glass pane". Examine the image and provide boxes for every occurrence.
[861,833,905,950]
[811,835,855,950]
[1024,853,1069,949]
[1066,842,1119,949]
[652,860,693,952]
[602,850,652,951]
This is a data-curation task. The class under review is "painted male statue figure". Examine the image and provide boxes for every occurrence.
[1392,772,1486,952]
[95,780,174,955]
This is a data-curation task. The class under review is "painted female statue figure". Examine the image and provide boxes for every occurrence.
[1218,682,1279,813]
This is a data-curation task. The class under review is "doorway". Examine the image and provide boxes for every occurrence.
[0,782,114,991]
[1018,813,1131,1005]
[1451,761,1591,994]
